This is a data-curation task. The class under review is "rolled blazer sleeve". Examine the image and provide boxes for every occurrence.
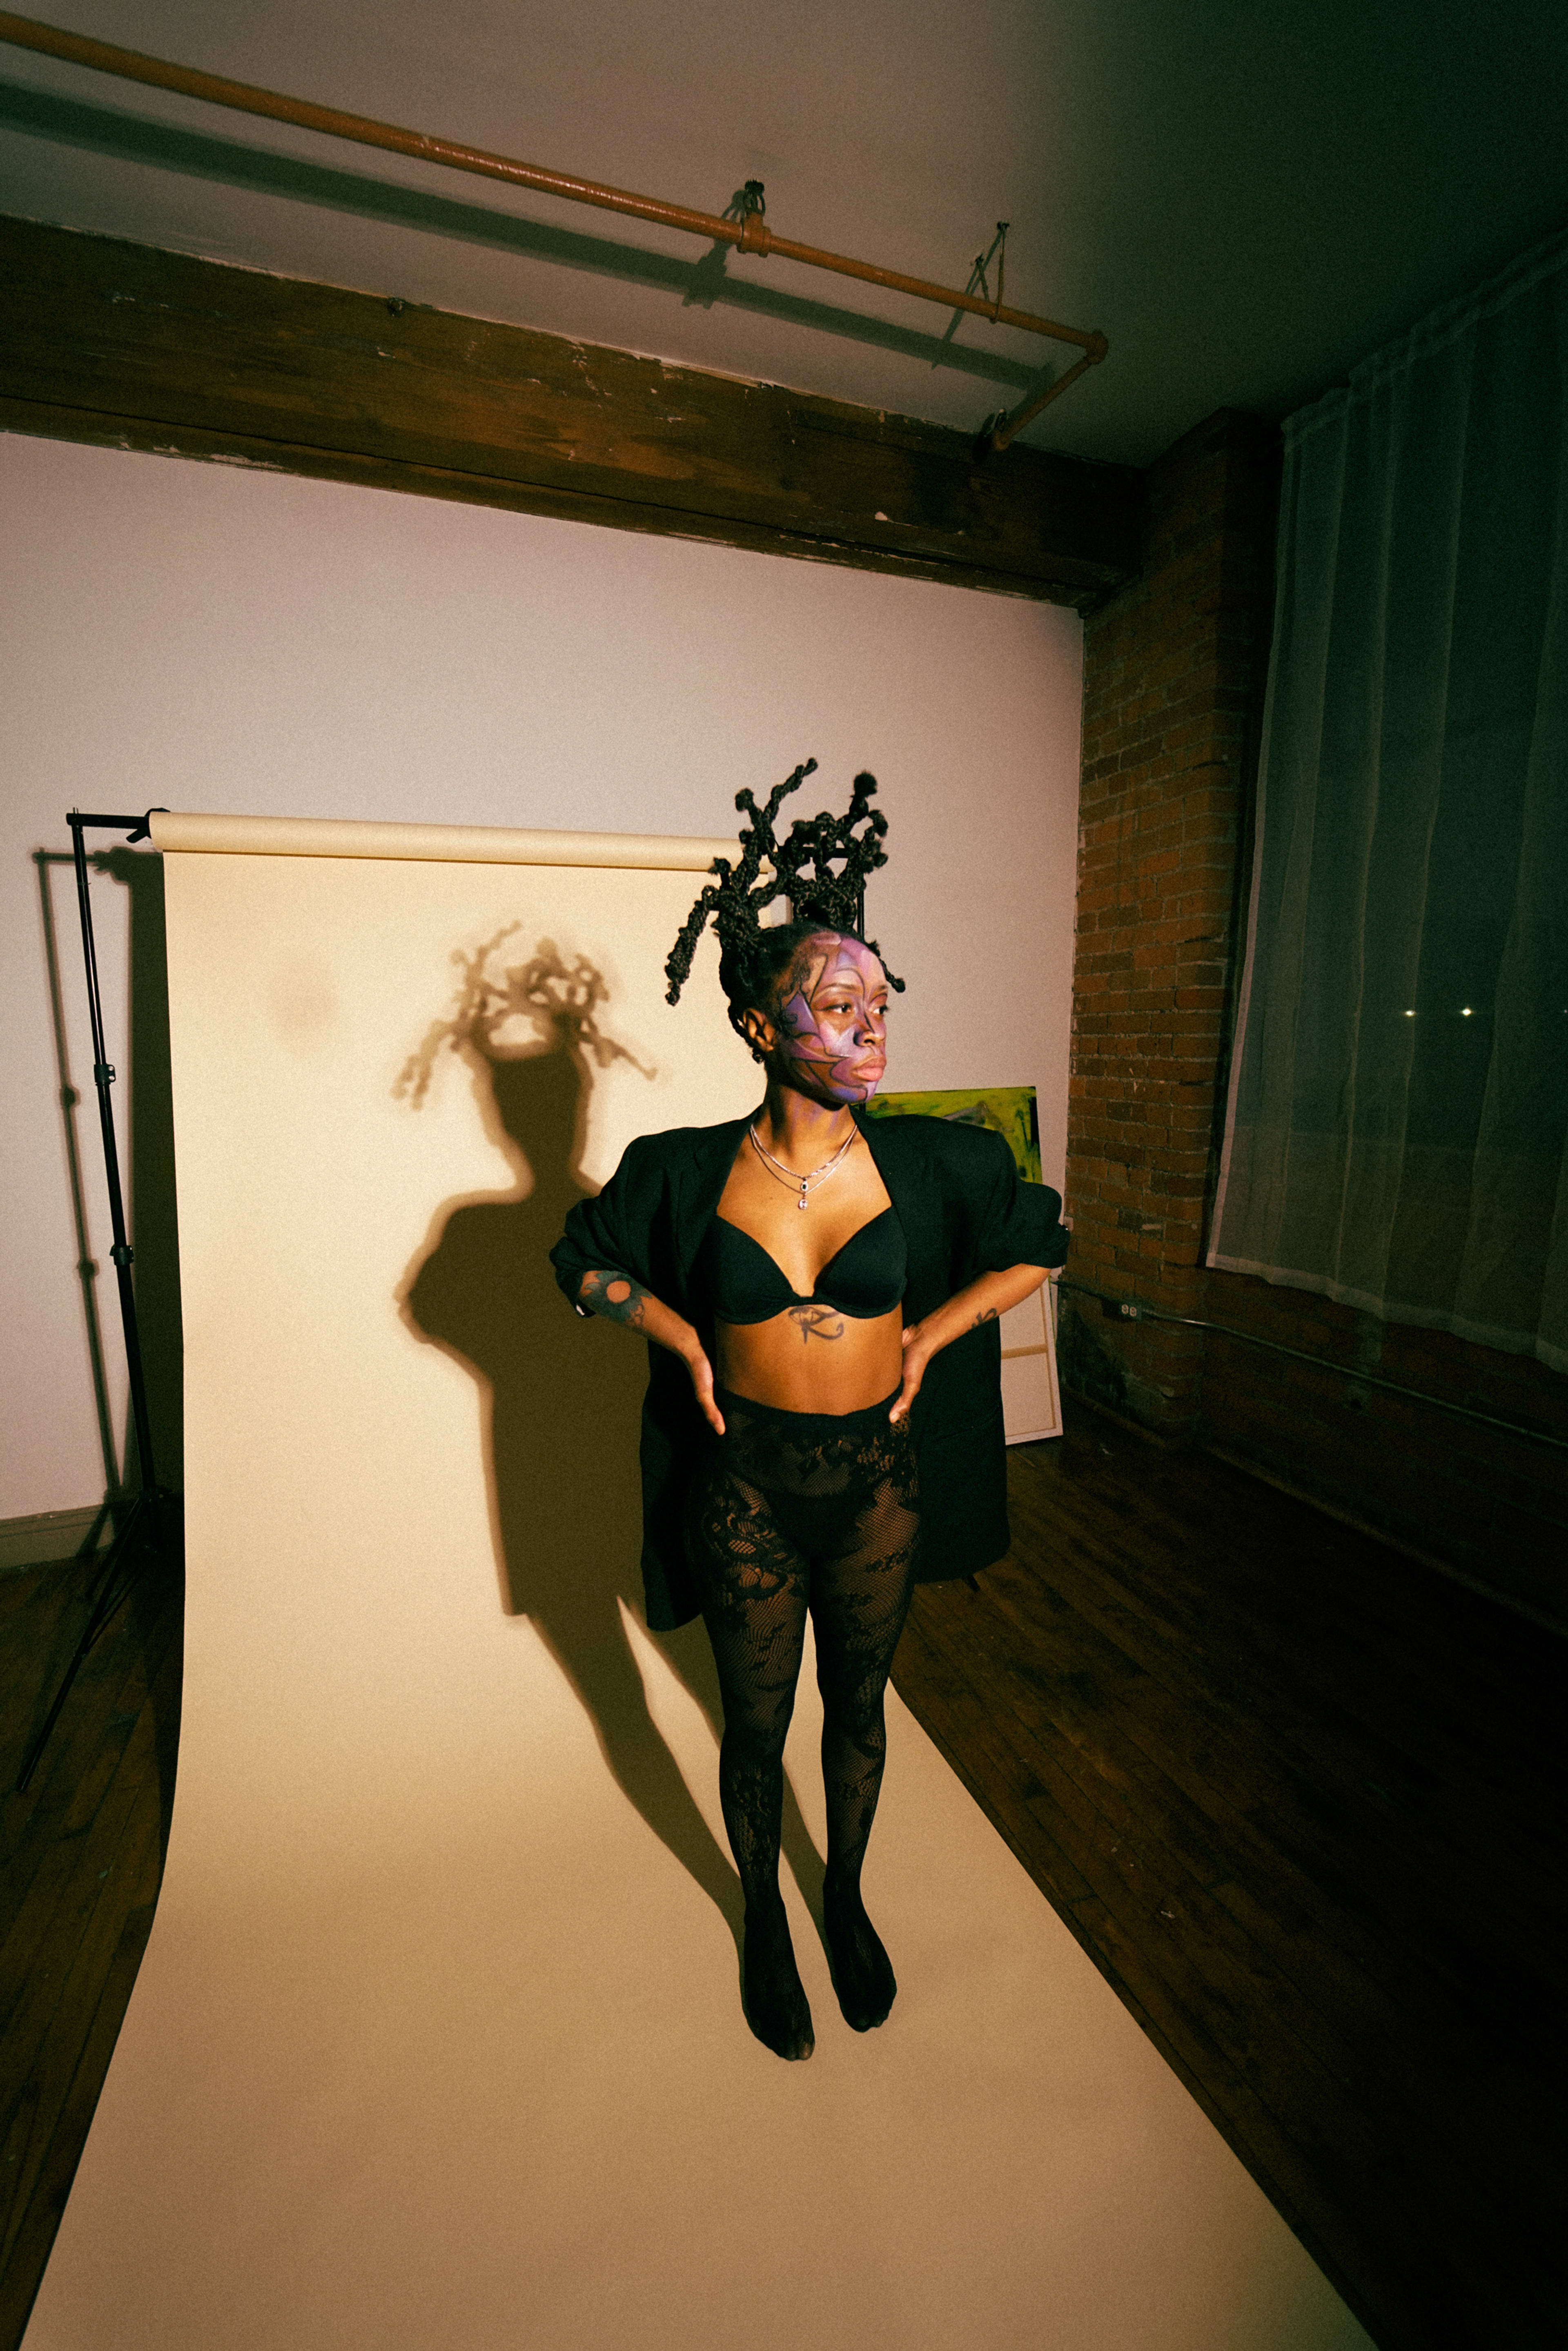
[966,1126,1070,1276]
[548,1133,662,1313]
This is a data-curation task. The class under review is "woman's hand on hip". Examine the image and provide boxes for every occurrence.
[889,1264,1050,1423]
[889,1322,933,1424]
[684,1344,726,1436]
[577,1267,724,1431]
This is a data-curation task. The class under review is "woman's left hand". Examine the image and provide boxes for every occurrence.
[889,1264,1050,1424]
[889,1323,933,1424]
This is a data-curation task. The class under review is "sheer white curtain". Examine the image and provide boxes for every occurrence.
[1211,228,1568,1372]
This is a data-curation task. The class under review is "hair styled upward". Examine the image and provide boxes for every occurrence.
[664,761,904,1056]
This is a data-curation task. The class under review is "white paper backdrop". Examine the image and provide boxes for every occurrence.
[24,836,1370,2351]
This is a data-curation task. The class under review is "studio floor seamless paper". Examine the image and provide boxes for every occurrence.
[25,838,1372,2351]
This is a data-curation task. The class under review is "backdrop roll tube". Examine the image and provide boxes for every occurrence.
[147,810,744,870]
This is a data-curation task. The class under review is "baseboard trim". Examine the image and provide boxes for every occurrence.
[0,1501,117,1575]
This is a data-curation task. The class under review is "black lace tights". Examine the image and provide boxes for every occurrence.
[689,1392,919,2060]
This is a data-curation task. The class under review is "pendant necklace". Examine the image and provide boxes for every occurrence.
[748,1120,856,1208]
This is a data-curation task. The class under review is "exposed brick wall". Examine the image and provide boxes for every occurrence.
[1060,407,1568,1628]
[1061,409,1279,1428]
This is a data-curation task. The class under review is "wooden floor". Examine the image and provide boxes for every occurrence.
[0,1529,182,2351]
[2,1405,1562,2351]
[893,1406,1566,2351]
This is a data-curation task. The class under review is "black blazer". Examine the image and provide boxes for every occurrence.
[550,1109,1068,1629]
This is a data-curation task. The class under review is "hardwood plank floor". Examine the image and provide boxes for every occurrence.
[893,1401,1566,2351]
[2,1406,1561,2351]
[0,1540,182,2351]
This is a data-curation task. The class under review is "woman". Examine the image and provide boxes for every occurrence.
[550,766,1067,2060]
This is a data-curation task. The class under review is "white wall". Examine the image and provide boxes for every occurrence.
[1,430,1082,1521]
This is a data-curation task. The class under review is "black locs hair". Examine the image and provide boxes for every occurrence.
[664,761,905,1047]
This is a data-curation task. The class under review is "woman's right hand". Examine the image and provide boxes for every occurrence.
[684,1344,726,1436]
[577,1267,724,1432]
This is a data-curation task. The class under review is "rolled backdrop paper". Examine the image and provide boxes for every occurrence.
[147,807,746,869]
[24,820,1371,2351]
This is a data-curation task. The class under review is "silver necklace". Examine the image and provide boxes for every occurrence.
[748,1120,857,1208]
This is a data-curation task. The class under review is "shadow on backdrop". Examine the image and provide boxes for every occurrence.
[396,936,826,1954]
[98,847,185,1503]
[98,846,185,1844]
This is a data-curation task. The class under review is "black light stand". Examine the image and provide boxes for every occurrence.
[18,809,175,1794]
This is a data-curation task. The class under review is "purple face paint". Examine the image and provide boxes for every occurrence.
[773,934,890,1106]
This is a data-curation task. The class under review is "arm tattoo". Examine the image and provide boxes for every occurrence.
[579,1269,651,1328]
[971,1305,1000,1329]
[787,1305,845,1346]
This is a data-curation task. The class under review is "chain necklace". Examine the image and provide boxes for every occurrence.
[748,1120,857,1208]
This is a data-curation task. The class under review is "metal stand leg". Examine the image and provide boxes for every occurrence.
[17,807,174,1796]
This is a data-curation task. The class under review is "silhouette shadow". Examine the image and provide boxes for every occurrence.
[97,848,185,1501]
[397,949,825,1955]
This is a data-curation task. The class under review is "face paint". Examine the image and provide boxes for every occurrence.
[771,933,890,1106]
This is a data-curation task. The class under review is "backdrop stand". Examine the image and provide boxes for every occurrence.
[18,807,177,1794]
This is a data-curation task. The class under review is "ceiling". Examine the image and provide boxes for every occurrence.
[2,0,1566,466]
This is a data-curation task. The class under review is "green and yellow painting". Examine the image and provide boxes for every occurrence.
[865,1085,1042,1185]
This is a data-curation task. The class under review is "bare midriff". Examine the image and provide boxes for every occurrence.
[714,1302,905,1415]
[711,1131,905,1414]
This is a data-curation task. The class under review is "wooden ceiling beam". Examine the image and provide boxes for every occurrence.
[0,216,1142,606]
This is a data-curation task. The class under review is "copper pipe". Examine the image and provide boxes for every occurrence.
[989,346,1105,452]
[731,206,1098,351]
[0,9,1109,389]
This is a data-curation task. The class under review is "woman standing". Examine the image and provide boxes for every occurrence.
[551,766,1067,2059]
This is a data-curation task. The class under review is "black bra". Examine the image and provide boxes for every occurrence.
[697,1206,907,1325]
